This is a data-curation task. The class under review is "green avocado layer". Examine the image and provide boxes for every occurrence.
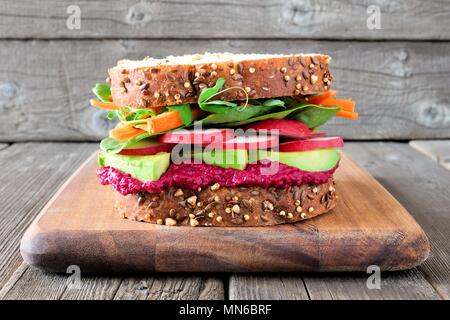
[255,149,340,172]
[192,149,248,170]
[98,151,170,181]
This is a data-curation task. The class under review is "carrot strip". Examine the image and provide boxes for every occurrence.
[320,98,355,112]
[336,110,359,120]
[137,108,204,134]
[90,99,121,111]
[306,90,337,105]
[110,123,145,140]
[146,111,183,134]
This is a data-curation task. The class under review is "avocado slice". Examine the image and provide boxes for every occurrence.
[98,151,170,181]
[256,149,340,172]
[192,149,248,170]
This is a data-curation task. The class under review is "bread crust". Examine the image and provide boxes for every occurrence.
[108,53,333,109]
[116,179,337,227]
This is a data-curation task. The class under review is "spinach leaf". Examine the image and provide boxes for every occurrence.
[197,103,281,125]
[224,103,316,127]
[167,104,193,125]
[92,83,111,102]
[290,105,340,128]
[261,99,285,108]
[198,77,226,107]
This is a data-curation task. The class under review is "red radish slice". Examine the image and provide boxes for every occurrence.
[118,140,175,156]
[222,135,279,150]
[244,119,314,139]
[279,137,344,152]
[159,128,234,146]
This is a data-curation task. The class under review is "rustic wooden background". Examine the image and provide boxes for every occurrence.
[1,0,449,141]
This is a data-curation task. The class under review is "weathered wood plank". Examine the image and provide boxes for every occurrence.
[113,276,224,300]
[0,264,123,300]
[229,275,309,300]
[0,142,97,291]
[229,269,440,300]
[0,258,225,300]
[344,142,450,299]
[409,140,450,170]
[1,40,450,141]
[1,0,449,40]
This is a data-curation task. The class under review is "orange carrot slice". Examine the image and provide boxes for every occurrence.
[137,108,204,134]
[110,123,145,140]
[320,98,355,112]
[90,99,121,111]
[336,110,359,120]
[306,90,338,105]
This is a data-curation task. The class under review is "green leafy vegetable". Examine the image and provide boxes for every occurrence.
[167,104,193,125]
[223,103,315,127]
[106,106,156,122]
[92,83,111,102]
[290,105,340,128]
[198,77,226,107]
[100,132,152,154]
[197,77,252,114]
[197,103,281,126]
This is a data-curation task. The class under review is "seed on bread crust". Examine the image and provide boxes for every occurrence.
[165,218,177,226]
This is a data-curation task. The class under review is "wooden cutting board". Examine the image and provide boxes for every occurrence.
[20,153,429,273]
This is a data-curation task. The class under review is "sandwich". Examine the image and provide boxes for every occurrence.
[91,53,358,227]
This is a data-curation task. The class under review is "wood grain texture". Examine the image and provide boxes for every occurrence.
[345,142,450,299]
[230,269,441,300]
[20,152,429,273]
[229,275,309,300]
[409,140,450,170]
[0,142,96,291]
[0,263,225,300]
[1,0,449,40]
[0,264,122,300]
[113,276,224,300]
[302,269,441,300]
[1,40,450,142]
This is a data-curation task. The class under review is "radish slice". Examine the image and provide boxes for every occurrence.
[279,137,344,152]
[118,140,175,156]
[159,128,234,146]
[222,135,280,150]
[244,119,314,139]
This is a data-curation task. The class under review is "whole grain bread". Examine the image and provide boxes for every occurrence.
[108,52,333,109]
[116,179,337,227]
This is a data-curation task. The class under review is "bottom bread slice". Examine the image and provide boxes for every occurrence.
[116,178,338,227]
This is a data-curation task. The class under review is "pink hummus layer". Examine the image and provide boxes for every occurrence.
[97,161,338,195]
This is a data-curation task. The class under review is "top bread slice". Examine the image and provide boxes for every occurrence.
[108,52,333,109]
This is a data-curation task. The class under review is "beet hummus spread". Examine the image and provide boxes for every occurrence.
[97,160,338,196]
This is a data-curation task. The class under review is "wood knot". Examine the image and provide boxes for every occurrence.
[126,1,155,25]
